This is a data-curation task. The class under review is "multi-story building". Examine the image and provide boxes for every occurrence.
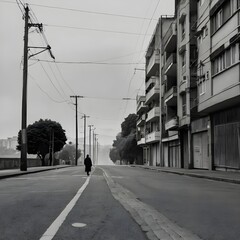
[136,17,173,166]
[137,0,240,171]
[161,18,181,167]
[196,0,240,171]
[0,137,18,150]
[136,95,147,164]
[175,0,198,169]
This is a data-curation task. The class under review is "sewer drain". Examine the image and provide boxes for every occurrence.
[72,223,87,228]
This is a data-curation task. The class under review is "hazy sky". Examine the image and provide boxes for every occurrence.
[0,0,174,147]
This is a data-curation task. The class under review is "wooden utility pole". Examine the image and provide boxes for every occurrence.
[20,6,29,171]
[82,114,89,160]
[88,125,94,157]
[20,5,53,171]
[70,96,83,166]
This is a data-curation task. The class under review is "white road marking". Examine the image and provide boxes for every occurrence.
[72,223,87,228]
[39,176,90,240]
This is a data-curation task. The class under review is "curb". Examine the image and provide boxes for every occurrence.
[0,166,71,180]
[131,166,240,185]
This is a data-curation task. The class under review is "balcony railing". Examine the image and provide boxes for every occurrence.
[146,50,160,76]
[164,86,177,106]
[137,137,146,146]
[145,85,160,104]
[145,131,160,143]
[165,117,178,130]
[137,115,146,127]
[146,77,158,91]
[163,22,177,51]
[137,101,148,114]
[165,53,177,76]
[146,106,160,122]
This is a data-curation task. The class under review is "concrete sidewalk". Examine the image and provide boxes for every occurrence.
[0,165,71,180]
[131,165,240,184]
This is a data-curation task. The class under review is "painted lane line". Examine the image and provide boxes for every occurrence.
[39,176,90,240]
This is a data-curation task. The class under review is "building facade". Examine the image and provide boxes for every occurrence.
[136,0,240,171]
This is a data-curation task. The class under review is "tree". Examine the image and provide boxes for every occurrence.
[17,119,67,166]
[59,142,81,164]
[110,113,143,165]
[121,114,138,137]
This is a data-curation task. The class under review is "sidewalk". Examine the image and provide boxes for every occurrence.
[131,165,240,184]
[0,165,71,180]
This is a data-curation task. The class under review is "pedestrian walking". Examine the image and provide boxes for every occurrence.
[84,154,92,176]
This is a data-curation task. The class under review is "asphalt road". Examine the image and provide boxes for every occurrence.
[1,165,240,240]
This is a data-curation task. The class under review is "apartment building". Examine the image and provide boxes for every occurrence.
[136,95,147,164]
[136,0,240,170]
[136,17,173,166]
[161,18,181,167]
[175,0,198,169]
[196,0,240,170]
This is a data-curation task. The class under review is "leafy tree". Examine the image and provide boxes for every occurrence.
[109,147,120,163]
[121,114,138,137]
[59,142,81,164]
[109,113,143,165]
[17,119,67,166]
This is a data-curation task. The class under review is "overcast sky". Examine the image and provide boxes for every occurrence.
[0,0,174,147]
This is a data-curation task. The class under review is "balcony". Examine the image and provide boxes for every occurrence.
[137,137,146,146]
[179,80,187,94]
[165,117,178,131]
[146,77,158,91]
[146,106,160,122]
[146,50,160,77]
[146,131,160,143]
[164,86,177,106]
[145,85,160,104]
[165,53,177,77]
[137,115,146,127]
[163,22,177,52]
[137,101,148,114]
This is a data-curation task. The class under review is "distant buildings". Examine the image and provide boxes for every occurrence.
[0,136,18,150]
[136,0,240,171]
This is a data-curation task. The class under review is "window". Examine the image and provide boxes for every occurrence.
[182,52,186,69]
[199,78,206,95]
[181,20,186,40]
[182,94,186,116]
[230,0,237,14]
[211,0,236,34]
[231,45,236,64]
[212,44,239,75]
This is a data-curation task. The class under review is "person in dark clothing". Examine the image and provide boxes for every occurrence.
[84,154,92,176]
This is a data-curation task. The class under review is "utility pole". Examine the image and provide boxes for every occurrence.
[20,6,29,171]
[70,96,83,166]
[20,5,53,171]
[88,125,94,157]
[96,138,99,165]
[93,132,98,165]
[82,114,89,160]
[52,130,54,166]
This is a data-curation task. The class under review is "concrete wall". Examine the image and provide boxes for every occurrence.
[0,158,41,170]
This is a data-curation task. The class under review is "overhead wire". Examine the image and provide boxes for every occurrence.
[44,24,153,36]
[122,0,162,118]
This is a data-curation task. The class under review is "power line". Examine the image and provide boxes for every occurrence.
[29,74,67,103]
[0,0,158,21]
[30,59,145,65]
[44,24,153,36]
[122,0,162,118]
